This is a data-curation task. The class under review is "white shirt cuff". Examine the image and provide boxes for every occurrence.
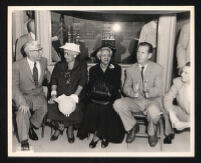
[51,90,57,96]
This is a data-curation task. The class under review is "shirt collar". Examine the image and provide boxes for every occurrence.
[27,57,38,66]
[138,63,148,69]
[27,57,34,65]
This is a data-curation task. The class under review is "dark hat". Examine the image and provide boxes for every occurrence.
[91,45,116,57]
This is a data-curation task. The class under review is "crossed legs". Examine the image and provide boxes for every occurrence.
[169,105,190,130]
[113,97,161,146]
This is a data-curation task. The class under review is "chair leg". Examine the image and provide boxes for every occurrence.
[41,124,45,138]
[159,118,163,151]
[51,127,53,136]
[41,114,49,138]
[87,133,90,140]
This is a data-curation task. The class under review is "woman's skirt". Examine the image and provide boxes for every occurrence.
[47,102,84,128]
[77,102,125,143]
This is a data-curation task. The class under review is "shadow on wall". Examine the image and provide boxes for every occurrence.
[114,34,127,63]
[124,39,139,64]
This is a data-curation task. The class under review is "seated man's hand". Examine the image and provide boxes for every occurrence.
[19,105,30,114]
[133,82,140,98]
[178,67,184,76]
[143,89,150,98]
[143,80,150,98]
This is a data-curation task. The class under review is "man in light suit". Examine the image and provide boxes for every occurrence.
[15,19,35,61]
[12,40,50,150]
[164,62,190,131]
[113,42,171,147]
[15,19,61,62]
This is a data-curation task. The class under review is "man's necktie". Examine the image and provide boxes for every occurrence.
[141,66,144,82]
[33,62,38,86]
[141,66,145,96]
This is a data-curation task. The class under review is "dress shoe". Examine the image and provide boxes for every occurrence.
[163,133,175,144]
[21,139,29,151]
[67,135,75,143]
[50,129,63,141]
[89,139,99,148]
[29,128,38,141]
[67,126,75,143]
[148,135,158,147]
[126,125,139,143]
[50,121,64,141]
[30,122,39,130]
[148,124,159,147]
[101,139,109,148]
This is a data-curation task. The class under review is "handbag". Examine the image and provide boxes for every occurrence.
[90,80,112,102]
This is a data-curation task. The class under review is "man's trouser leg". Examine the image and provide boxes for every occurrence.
[173,105,190,122]
[16,110,31,142]
[113,97,141,131]
[30,96,47,128]
[163,112,174,136]
[146,104,161,136]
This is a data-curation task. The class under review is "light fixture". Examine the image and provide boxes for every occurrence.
[112,23,121,32]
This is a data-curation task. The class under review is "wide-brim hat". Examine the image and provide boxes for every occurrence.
[60,43,80,53]
[91,45,116,57]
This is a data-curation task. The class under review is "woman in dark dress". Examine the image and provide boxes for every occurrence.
[47,43,88,143]
[77,46,125,148]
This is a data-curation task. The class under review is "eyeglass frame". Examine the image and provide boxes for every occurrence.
[29,48,43,52]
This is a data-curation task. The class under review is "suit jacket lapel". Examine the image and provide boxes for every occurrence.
[134,64,143,83]
[38,59,44,84]
[132,64,143,92]
[144,61,152,81]
[23,58,34,82]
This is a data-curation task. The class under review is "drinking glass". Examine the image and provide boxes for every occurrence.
[133,81,140,97]
[143,80,149,98]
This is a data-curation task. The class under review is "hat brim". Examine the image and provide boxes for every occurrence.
[91,45,116,57]
[59,45,80,53]
[59,45,67,49]
[30,47,43,51]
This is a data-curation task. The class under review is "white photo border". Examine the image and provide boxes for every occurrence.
[8,6,195,157]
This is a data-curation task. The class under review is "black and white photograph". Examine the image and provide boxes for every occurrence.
[7,6,194,157]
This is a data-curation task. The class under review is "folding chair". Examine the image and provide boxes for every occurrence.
[128,111,164,151]
[41,114,54,138]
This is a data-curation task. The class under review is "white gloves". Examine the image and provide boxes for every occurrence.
[69,94,79,103]
[54,94,78,117]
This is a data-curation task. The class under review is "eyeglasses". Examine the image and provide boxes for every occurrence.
[64,52,76,57]
[29,49,43,52]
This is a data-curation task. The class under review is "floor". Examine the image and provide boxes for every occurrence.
[10,125,192,157]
